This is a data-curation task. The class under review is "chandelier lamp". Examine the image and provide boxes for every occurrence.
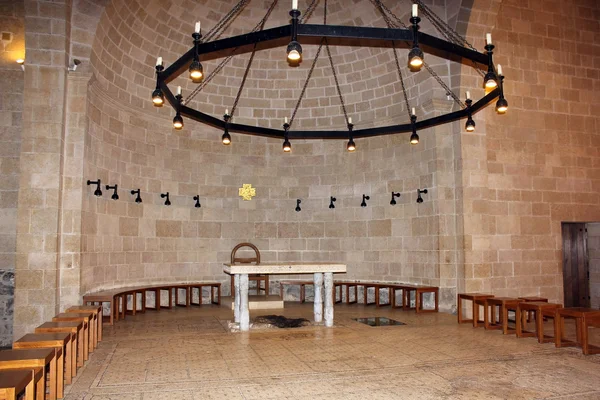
[151,0,507,152]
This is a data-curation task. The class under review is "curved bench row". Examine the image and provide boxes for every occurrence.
[280,280,439,313]
[83,282,222,325]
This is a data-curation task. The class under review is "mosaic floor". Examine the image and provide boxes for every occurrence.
[63,303,600,399]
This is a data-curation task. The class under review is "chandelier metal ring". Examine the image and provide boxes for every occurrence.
[152,3,506,142]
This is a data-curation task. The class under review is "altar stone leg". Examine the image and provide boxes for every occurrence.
[240,274,250,331]
[324,272,334,327]
[234,274,240,323]
[314,273,324,324]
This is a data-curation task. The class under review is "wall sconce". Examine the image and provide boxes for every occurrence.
[105,184,119,200]
[193,195,201,208]
[86,179,102,196]
[16,58,24,71]
[131,189,142,203]
[161,192,171,206]
[329,196,336,209]
[360,194,370,207]
[390,192,401,205]
[417,189,428,203]
[295,199,301,212]
[67,59,81,72]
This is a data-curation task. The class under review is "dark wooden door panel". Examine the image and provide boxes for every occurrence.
[562,223,590,308]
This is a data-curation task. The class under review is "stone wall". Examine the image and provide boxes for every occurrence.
[0,0,25,348]
[458,0,600,303]
[8,0,600,337]
[588,223,600,309]
[79,0,461,312]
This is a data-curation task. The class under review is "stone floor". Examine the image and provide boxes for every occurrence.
[63,303,600,399]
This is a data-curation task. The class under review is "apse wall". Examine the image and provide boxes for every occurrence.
[82,82,448,300]
[80,0,467,312]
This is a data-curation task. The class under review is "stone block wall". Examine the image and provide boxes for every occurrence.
[0,1,25,347]
[458,0,600,303]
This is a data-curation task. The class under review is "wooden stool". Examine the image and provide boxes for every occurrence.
[125,289,146,314]
[0,368,42,400]
[518,296,547,322]
[391,285,411,309]
[35,321,83,370]
[0,349,56,400]
[279,281,313,303]
[173,285,191,307]
[457,293,494,327]
[13,332,71,392]
[362,283,379,305]
[375,285,394,307]
[516,302,561,343]
[83,291,118,325]
[555,307,600,355]
[484,297,521,334]
[335,282,358,304]
[415,286,439,313]
[52,313,92,362]
[67,305,102,344]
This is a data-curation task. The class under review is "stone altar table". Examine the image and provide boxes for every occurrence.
[223,262,347,331]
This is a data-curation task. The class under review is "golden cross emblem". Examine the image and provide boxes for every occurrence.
[238,184,256,201]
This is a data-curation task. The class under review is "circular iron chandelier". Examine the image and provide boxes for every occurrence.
[150,0,508,152]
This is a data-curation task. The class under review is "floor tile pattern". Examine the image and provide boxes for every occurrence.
[63,304,600,399]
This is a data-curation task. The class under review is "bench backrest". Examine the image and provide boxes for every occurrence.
[231,242,260,264]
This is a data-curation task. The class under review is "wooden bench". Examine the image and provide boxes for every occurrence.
[0,368,43,400]
[333,281,439,312]
[279,280,313,302]
[83,282,222,325]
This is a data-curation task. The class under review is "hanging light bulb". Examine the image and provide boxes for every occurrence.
[152,88,164,106]
[189,59,204,83]
[287,41,302,62]
[173,113,184,130]
[465,116,476,132]
[347,138,356,152]
[283,137,291,152]
[484,70,498,89]
[346,117,355,152]
[410,109,419,144]
[152,56,164,106]
[222,130,231,145]
[408,5,423,71]
[410,130,419,145]
[222,110,231,145]
[495,97,508,114]
[408,47,424,70]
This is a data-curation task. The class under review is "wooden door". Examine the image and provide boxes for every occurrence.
[561,223,590,307]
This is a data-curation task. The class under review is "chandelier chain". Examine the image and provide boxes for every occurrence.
[374,0,465,109]
[300,0,320,23]
[185,0,278,105]
[203,0,249,42]
[289,39,325,127]
[391,41,412,120]
[289,0,328,128]
[413,1,484,78]
[423,62,465,108]
[372,0,412,119]
[325,41,349,123]
[230,0,279,117]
